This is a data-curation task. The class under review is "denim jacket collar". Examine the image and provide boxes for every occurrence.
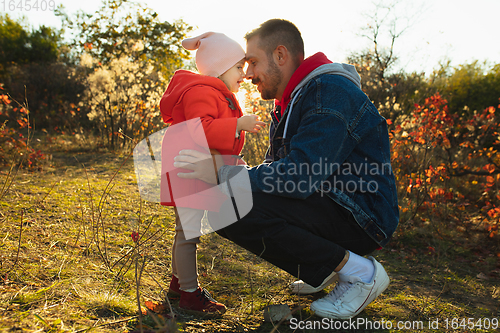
[282,63,361,140]
[292,63,361,98]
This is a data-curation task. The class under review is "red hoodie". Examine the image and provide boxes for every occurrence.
[160,70,244,156]
[159,70,245,208]
[277,52,332,116]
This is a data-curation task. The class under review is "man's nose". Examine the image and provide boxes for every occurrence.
[245,68,253,80]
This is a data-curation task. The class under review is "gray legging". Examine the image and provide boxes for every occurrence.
[171,207,202,290]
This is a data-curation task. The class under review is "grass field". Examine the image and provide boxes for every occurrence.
[1,136,499,332]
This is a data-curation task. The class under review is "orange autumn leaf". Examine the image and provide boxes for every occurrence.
[143,300,169,314]
[0,94,10,104]
[484,164,496,173]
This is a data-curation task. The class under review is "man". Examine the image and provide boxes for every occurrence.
[174,19,399,319]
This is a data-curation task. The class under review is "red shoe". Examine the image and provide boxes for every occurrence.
[179,287,227,316]
[168,275,181,297]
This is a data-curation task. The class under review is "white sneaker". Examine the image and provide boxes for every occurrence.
[310,257,389,319]
[290,271,338,295]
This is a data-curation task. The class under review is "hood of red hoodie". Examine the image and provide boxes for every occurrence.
[160,70,233,124]
[278,52,332,114]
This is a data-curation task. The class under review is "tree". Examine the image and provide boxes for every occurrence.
[27,25,61,63]
[0,14,83,133]
[58,0,193,149]
[357,0,418,80]
[0,14,28,71]
[429,61,500,115]
[348,1,429,121]
[58,0,192,78]
[82,48,167,149]
[348,51,432,122]
[0,14,61,69]
[4,62,88,131]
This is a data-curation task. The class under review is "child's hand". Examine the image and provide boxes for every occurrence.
[237,114,266,133]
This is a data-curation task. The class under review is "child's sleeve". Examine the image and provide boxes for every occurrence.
[182,87,239,152]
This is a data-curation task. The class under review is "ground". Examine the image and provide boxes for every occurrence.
[0,138,499,332]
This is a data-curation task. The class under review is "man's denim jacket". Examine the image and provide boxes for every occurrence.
[221,64,399,247]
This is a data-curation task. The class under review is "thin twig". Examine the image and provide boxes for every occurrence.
[94,150,134,270]
[269,305,306,333]
[297,264,302,323]
[135,253,147,333]
[248,265,254,315]
[0,162,17,201]
[145,270,176,318]
[136,221,166,248]
[5,209,24,279]
[35,180,58,207]
[72,316,139,333]
[80,161,99,258]
[0,157,25,202]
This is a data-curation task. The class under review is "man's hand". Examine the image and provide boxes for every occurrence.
[174,149,223,184]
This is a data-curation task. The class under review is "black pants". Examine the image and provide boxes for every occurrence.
[214,191,379,287]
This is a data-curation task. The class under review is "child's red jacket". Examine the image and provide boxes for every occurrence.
[159,70,245,209]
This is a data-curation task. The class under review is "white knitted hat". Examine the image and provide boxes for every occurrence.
[182,32,245,77]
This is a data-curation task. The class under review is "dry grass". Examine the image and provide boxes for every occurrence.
[0,135,499,332]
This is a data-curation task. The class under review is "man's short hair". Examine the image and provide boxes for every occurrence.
[245,19,304,62]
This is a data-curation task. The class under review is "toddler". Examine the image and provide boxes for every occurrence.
[159,32,264,315]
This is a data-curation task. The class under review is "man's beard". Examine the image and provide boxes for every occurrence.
[253,60,282,100]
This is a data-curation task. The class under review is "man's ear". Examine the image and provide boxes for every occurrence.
[273,45,288,66]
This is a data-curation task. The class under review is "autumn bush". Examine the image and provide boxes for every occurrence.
[60,0,192,150]
[80,42,167,150]
[239,83,273,166]
[391,93,500,238]
[2,62,88,133]
[0,84,45,169]
[240,88,500,241]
